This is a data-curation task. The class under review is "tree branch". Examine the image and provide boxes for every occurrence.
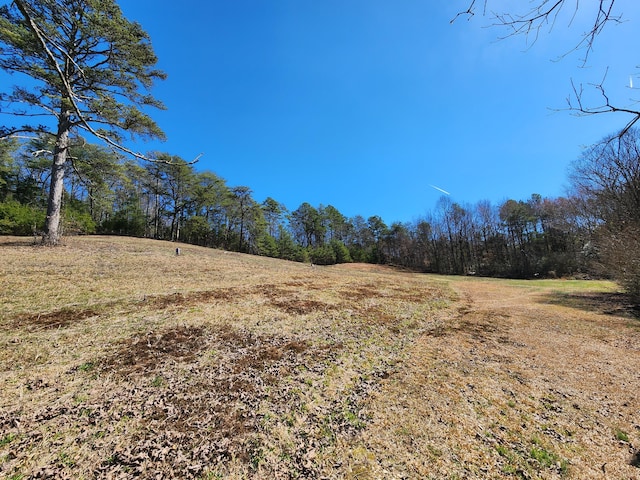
[453,1,621,63]
[0,125,53,139]
[568,73,640,138]
[450,0,484,23]
[13,0,201,166]
[455,1,637,137]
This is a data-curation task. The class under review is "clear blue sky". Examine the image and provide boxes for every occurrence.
[8,1,640,225]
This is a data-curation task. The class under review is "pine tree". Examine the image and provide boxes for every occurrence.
[0,0,166,244]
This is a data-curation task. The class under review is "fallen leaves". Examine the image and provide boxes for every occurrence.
[3,236,637,479]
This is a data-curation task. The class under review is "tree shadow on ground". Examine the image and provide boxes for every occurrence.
[538,291,640,319]
[0,238,39,247]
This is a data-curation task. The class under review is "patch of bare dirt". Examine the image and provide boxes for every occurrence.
[142,288,241,308]
[339,284,385,301]
[100,325,208,375]
[132,283,337,317]
[11,307,100,331]
[269,297,333,315]
[8,289,234,330]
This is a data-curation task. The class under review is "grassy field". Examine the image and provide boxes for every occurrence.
[0,235,638,479]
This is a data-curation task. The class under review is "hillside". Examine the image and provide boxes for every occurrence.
[1,235,638,479]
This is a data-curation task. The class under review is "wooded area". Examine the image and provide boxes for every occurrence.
[1,129,639,301]
[1,0,639,301]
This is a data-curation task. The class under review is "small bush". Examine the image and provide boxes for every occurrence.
[309,245,336,265]
[0,200,45,235]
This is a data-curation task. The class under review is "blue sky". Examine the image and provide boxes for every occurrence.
[5,1,639,225]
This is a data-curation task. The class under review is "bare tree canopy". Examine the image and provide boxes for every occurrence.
[455,1,619,55]
[455,1,639,136]
[570,128,640,298]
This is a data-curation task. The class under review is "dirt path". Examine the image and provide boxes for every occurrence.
[348,278,640,479]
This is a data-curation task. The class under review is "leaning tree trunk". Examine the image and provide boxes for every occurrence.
[43,111,71,246]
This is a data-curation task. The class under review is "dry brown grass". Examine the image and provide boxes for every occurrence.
[0,235,638,479]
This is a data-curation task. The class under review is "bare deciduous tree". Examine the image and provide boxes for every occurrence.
[570,128,640,299]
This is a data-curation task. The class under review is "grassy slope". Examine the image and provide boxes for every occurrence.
[0,235,638,479]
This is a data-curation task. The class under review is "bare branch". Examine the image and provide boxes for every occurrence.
[619,115,640,138]
[451,0,489,23]
[453,1,621,64]
[567,73,640,139]
[451,0,485,23]
[456,1,637,137]
[30,148,54,158]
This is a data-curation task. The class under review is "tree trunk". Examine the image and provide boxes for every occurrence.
[43,112,71,246]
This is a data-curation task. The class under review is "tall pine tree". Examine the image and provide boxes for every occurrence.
[0,0,166,244]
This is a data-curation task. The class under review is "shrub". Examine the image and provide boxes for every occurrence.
[0,200,45,235]
[330,239,352,263]
[309,245,337,265]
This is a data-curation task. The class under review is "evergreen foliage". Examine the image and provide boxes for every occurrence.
[0,0,166,244]
[2,130,639,305]
[0,3,637,301]
[0,199,44,235]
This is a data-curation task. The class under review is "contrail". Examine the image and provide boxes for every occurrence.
[429,184,450,195]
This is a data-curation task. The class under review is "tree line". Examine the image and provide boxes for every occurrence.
[1,0,639,301]
[2,129,639,301]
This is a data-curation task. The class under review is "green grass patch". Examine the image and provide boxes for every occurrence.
[0,433,17,447]
[615,428,630,442]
